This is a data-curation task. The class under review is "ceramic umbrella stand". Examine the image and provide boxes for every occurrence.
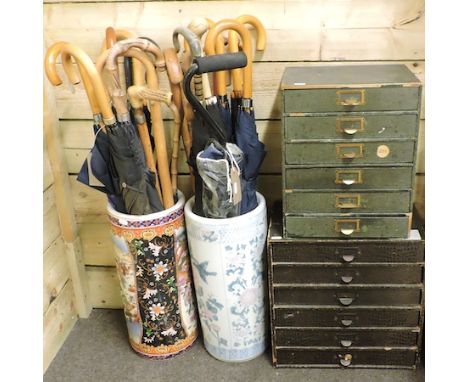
[184,192,268,362]
[107,190,198,358]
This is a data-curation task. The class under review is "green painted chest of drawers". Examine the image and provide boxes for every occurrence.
[281,65,422,239]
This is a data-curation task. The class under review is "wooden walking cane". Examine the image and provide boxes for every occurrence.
[129,86,181,196]
[46,43,105,121]
[44,42,117,318]
[228,15,267,99]
[205,20,253,100]
[96,47,165,202]
[163,47,192,193]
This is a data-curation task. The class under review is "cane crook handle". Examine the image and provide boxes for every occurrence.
[173,27,202,57]
[236,15,267,51]
[100,28,135,52]
[45,42,114,124]
[106,38,165,71]
[164,48,184,85]
[105,27,117,48]
[61,51,102,116]
[49,44,102,119]
[44,41,71,86]
[205,20,253,99]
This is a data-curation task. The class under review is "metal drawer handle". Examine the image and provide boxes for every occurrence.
[341,319,353,327]
[339,354,353,367]
[337,89,366,106]
[335,219,361,235]
[341,275,354,284]
[338,297,355,306]
[336,117,365,135]
[335,170,363,185]
[340,340,353,347]
[336,143,364,159]
[335,194,361,209]
[342,254,355,263]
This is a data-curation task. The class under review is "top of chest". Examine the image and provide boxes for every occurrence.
[281,65,421,90]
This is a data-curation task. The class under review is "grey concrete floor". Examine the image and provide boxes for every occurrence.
[45,309,424,382]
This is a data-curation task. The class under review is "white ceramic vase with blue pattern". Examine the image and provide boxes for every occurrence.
[184,192,268,362]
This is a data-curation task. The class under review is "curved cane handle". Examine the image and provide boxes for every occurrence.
[105,27,117,48]
[205,20,253,99]
[188,18,214,100]
[45,42,114,124]
[229,15,266,97]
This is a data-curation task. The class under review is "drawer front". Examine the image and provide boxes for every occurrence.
[275,328,419,347]
[284,141,415,165]
[274,286,422,306]
[275,348,417,367]
[284,87,420,113]
[284,191,411,214]
[284,166,413,190]
[272,264,423,285]
[284,113,419,140]
[284,215,410,239]
[270,238,424,263]
[274,307,422,327]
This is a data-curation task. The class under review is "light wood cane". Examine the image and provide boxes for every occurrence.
[229,15,267,98]
[205,20,253,99]
[100,42,174,209]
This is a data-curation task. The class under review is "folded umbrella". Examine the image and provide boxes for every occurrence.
[183,51,248,218]
[102,39,174,209]
[207,18,267,214]
[45,42,128,212]
[196,141,244,218]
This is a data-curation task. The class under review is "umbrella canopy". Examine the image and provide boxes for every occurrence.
[76,123,126,214]
[233,107,266,214]
[196,141,244,218]
[106,118,163,214]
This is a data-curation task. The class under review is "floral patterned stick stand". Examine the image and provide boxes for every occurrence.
[107,190,198,358]
[184,192,267,362]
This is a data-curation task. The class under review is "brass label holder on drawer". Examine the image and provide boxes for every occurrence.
[335,169,363,185]
[336,117,365,135]
[336,89,366,106]
[335,219,361,235]
[335,194,361,209]
[336,143,364,159]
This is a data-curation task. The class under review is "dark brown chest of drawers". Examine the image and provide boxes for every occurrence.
[267,210,425,368]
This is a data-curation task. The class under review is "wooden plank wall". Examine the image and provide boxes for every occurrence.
[43,134,78,372]
[43,0,425,309]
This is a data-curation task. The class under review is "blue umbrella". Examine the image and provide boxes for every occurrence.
[233,104,266,214]
[77,121,127,213]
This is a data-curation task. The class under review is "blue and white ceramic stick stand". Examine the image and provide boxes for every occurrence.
[184,192,268,362]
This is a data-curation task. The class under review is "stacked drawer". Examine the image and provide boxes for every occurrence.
[267,214,425,368]
[281,65,422,239]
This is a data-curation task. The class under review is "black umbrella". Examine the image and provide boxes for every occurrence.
[106,116,163,215]
[183,52,248,217]
[77,121,126,213]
